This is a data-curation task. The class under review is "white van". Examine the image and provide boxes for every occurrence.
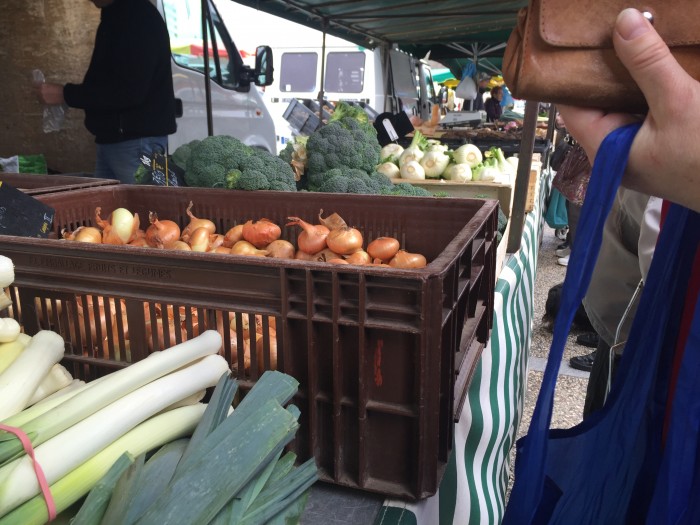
[266,45,437,132]
[152,0,281,153]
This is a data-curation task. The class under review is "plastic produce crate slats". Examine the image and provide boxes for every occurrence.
[0,186,497,500]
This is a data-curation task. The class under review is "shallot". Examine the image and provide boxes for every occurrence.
[146,212,180,249]
[242,219,281,249]
[181,201,216,242]
[95,207,140,245]
[286,216,329,254]
[318,210,363,255]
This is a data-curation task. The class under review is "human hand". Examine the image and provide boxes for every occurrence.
[35,83,65,105]
[559,8,700,212]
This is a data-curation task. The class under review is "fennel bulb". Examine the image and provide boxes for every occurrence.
[444,163,472,182]
[452,144,483,168]
[379,143,404,164]
[376,162,400,179]
[420,150,450,179]
[400,160,426,180]
[398,146,424,168]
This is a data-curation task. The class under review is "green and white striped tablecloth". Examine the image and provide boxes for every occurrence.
[374,171,549,525]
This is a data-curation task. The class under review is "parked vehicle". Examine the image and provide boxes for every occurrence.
[152,0,284,153]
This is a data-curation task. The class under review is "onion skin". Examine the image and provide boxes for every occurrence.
[95,207,140,245]
[266,239,295,259]
[328,258,349,264]
[211,246,232,254]
[223,225,245,248]
[128,237,150,247]
[326,227,363,255]
[242,219,281,249]
[188,226,212,252]
[294,250,317,261]
[286,216,329,255]
[231,240,270,257]
[344,250,371,265]
[62,226,102,243]
[314,248,341,262]
[181,201,216,242]
[367,237,400,262]
[146,212,181,249]
[166,240,192,251]
[389,250,427,269]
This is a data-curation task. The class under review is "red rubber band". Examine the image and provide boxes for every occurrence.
[0,424,56,521]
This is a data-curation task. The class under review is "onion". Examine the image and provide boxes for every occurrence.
[242,219,281,249]
[181,201,216,242]
[211,246,232,254]
[286,216,329,255]
[266,239,295,259]
[95,207,139,245]
[145,212,181,249]
[128,237,150,247]
[223,225,244,248]
[62,226,102,244]
[318,210,363,255]
[209,234,225,250]
[367,237,400,262]
[166,240,191,251]
[314,248,341,262]
[389,250,427,269]
[294,250,317,261]
[328,258,349,264]
[344,250,371,265]
[188,226,212,252]
[231,240,270,257]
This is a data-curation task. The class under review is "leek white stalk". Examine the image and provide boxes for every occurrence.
[3,380,86,428]
[26,364,73,407]
[0,404,206,525]
[0,334,31,375]
[0,257,14,289]
[0,354,228,515]
[0,319,20,344]
[0,292,11,313]
[0,330,222,464]
[0,331,64,420]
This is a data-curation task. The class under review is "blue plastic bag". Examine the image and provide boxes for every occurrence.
[504,122,700,524]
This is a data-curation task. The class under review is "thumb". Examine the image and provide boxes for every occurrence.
[613,8,690,111]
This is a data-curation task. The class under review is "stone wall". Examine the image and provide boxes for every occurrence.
[1,0,100,173]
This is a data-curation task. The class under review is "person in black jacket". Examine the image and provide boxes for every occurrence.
[36,0,176,183]
[484,85,504,123]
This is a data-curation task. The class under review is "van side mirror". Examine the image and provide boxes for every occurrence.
[254,45,274,87]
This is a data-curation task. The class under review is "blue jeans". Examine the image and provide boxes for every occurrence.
[95,136,168,184]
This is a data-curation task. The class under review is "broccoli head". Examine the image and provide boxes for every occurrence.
[183,136,296,191]
[380,182,433,197]
[306,119,380,175]
[170,139,201,171]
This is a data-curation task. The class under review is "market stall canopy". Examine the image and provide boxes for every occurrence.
[230,0,527,77]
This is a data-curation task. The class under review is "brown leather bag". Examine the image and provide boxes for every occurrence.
[503,0,700,111]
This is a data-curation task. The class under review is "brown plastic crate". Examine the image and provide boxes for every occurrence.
[0,173,118,195]
[0,186,497,500]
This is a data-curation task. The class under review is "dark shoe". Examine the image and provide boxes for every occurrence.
[576,332,599,349]
[570,351,596,372]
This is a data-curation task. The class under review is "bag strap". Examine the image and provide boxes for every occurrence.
[507,123,642,517]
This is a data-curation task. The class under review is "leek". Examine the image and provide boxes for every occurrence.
[0,319,20,344]
[0,330,223,466]
[2,380,86,429]
[0,334,31,375]
[26,364,73,407]
[0,331,64,420]
[0,404,206,525]
[0,257,14,289]
[0,355,229,515]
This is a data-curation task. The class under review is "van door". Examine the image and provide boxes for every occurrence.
[158,0,277,152]
[387,49,421,117]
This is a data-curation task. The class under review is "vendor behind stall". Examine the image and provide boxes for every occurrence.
[485,85,504,123]
[35,0,176,184]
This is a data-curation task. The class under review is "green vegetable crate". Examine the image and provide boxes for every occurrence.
[0,186,497,501]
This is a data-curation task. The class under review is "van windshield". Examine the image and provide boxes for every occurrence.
[163,0,242,89]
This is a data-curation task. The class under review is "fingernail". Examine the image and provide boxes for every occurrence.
[617,8,651,40]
